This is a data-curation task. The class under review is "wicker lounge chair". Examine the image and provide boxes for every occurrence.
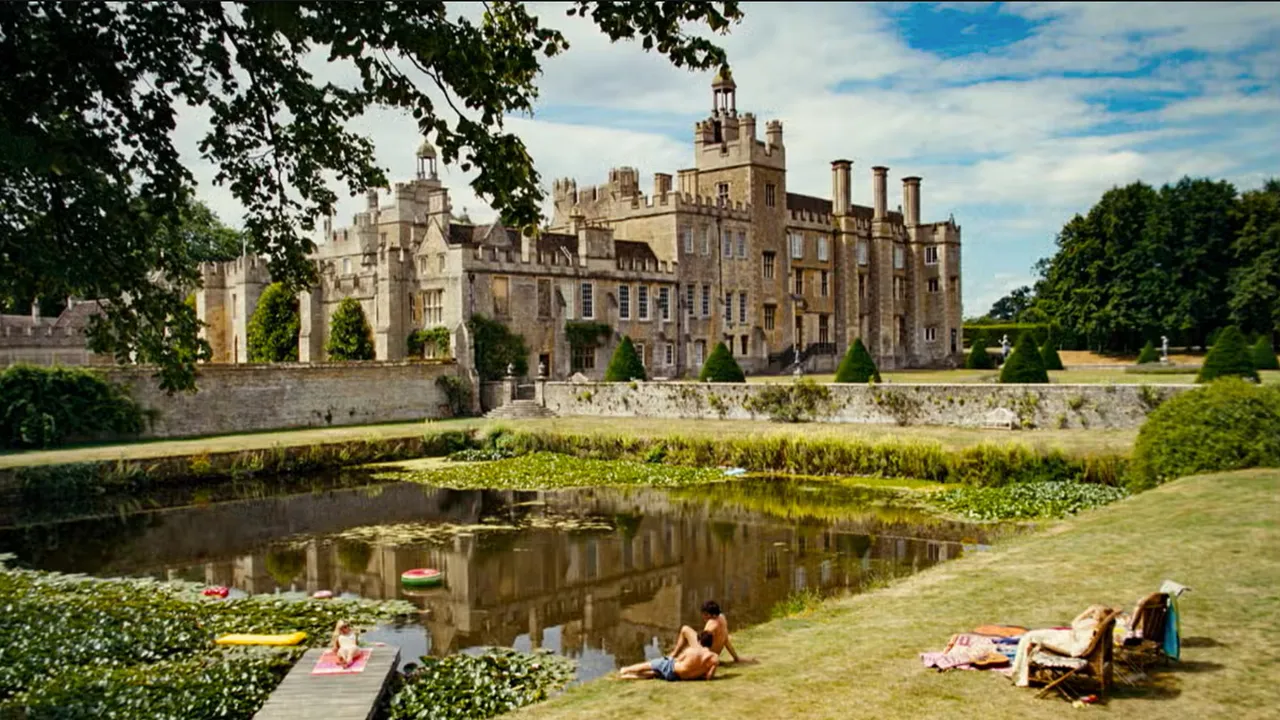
[1028,610,1120,700]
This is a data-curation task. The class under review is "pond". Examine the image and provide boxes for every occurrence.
[0,474,996,683]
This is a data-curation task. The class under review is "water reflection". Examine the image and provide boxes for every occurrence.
[0,477,993,682]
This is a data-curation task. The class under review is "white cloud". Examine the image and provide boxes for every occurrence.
[175,1,1280,313]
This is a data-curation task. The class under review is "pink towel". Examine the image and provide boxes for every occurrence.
[311,648,371,675]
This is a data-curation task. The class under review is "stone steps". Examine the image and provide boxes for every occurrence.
[484,399,557,420]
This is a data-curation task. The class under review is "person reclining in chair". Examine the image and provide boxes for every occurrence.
[619,628,720,682]
[1010,604,1113,687]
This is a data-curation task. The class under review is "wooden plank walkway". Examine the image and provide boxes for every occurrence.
[254,646,401,720]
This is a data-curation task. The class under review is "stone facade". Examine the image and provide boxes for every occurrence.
[105,361,457,438]
[199,70,963,378]
[0,300,110,367]
[540,381,1192,430]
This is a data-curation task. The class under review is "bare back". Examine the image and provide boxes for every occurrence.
[674,645,719,681]
[703,614,730,654]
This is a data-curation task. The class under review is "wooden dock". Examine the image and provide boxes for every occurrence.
[254,646,401,720]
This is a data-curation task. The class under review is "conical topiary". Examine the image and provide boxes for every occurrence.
[999,332,1050,384]
[1039,336,1064,371]
[326,297,375,361]
[1251,336,1279,371]
[604,336,647,381]
[1197,326,1258,383]
[834,338,881,383]
[1136,340,1160,365]
[965,330,995,369]
[699,342,745,382]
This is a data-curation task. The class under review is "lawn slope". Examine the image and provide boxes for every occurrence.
[518,469,1280,720]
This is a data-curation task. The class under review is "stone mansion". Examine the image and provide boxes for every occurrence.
[197,70,963,379]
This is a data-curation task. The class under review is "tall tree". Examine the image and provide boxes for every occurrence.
[0,2,743,390]
[246,283,300,362]
[1229,180,1280,338]
[986,286,1034,322]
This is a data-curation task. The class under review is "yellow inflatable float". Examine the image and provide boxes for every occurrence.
[214,631,307,646]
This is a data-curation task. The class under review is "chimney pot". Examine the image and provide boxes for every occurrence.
[872,166,889,220]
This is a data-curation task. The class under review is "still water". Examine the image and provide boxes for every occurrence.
[0,475,993,682]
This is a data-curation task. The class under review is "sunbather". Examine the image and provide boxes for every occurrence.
[1010,605,1113,687]
[692,600,747,663]
[330,620,361,667]
[619,628,720,682]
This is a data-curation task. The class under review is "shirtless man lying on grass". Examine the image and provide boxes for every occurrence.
[619,628,720,682]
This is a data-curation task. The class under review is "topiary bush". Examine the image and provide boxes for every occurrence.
[1136,340,1159,365]
[998,332,1049,384]
[1129,378,1280,489]
[1197,325,1258,383]
[1252,336,1279,371]
[834,338,880,383]
[246,282,299,362]
[0,365,145,449]
[699,342,745,382]
[326,297,375,361]
[1040,336,1065,371]
[604,336,647,381]
[965,331,995,369]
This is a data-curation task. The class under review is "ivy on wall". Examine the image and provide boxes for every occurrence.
[565,321,611,349]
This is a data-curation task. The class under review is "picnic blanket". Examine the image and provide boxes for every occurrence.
[920,626,1027,673]
[311,648,372,675]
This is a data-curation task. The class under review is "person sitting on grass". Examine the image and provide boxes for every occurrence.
[696,600,749,663]
[618,628,720,682]
[330,620,361,667]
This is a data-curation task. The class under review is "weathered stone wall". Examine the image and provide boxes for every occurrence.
[541,381,1193,430]
[106,361,458,438]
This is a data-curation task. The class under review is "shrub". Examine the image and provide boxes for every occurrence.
[436,375,473,417]
[743,379,836,422]
[1136,340,1159,365]
[1039,336,1065,371]
[962,323,1048,348]
[246,282,299,362]
[326,297,375,361]
[699,342,745,382]
[834,338,880,383]
[407,326,451,358]
[1129,378,1280,489]
[0,365,145,449]
[965,330,995,370]
[604,336,647,381]
[998,333,1049,384]
[469,314,528,380]
[1252,336,1279,371]
[931,482,1129,521]
[1196,326,1258,383]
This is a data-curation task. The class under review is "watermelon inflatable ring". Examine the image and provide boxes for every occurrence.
[400,568,443,588]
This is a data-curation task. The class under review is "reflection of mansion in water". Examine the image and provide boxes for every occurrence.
[187,489,969,665]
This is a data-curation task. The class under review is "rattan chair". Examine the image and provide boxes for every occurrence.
[1028,610,1120,700]
[1117,592,1171,678]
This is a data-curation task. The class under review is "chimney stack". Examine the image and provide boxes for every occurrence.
[654,173,673,198]
[872,166,889,220]
[902,176,921,227]
[366,189,379,211]
[831,160,852,216]
[741,113,757,141]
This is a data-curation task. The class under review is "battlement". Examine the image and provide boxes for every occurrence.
[552,173,752,221]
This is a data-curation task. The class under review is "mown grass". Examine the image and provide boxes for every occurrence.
[515,469,1280,720]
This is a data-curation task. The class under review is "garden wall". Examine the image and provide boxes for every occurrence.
[541,381,1195,430]
[107,361,458,438]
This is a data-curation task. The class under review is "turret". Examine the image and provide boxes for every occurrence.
[766,120,783,149]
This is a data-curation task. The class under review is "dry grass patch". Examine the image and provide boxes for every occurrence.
[517,469,1280,720]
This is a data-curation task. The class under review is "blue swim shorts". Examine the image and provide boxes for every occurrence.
[649,656,679,681]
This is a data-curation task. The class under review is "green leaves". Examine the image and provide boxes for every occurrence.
[469,314,528,380]
[382,452,727,490]
[326,297,374,361]
[247,283,300,362]
[1197,325,1258,383]
[0,365,144,449]
[997,332,1049,384]
[930,482,1129,522]
[388,648,575,720]
[699,341,745,382]
[1,1,743,390]
[0,562,413,717]
[834,337,880,383]
[604,336,646,381]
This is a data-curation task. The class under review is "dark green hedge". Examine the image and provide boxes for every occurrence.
[699,342,744,382]
[1197,326,1258,383]
[962,323,1048,349]
[604,336,647,381]
[834,338,880,383]
[0,365,144,449]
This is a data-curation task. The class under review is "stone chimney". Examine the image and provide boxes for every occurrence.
[872,166,889,220]
[766,120,783,149]
[831,160,852,216]
[31,299,41,326]
[653,173,673,198]
[902,176,921,227]
[366,189,379,211]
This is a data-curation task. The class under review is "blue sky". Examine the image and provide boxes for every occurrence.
[181,2,1280,316]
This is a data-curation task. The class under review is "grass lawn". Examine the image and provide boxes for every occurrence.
[0,414,1134,471]
[517,469,1280,720]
